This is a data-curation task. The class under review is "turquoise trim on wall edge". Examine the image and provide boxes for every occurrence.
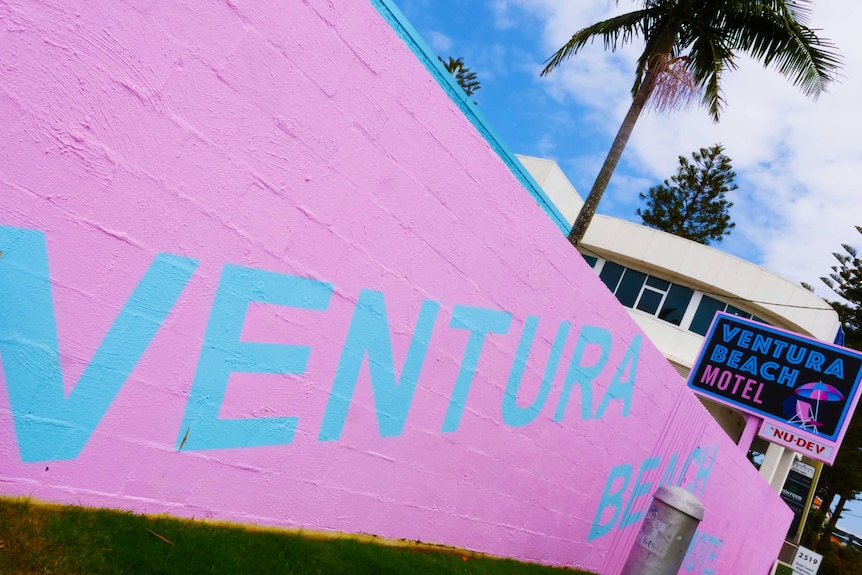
[369,0,571,235]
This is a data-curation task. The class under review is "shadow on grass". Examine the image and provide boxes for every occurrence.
[0,497,595,575]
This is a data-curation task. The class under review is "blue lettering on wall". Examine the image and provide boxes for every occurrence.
[554,325,612,421]
[595,334,640,419]
[319,290,439,441]
[442,305,512,432]
[502,318,569,427]
[588,463,632,541]
[682,529,723,574]
[1,225,648,461]
[0,225,198,462]
[587,444,720,542]
[553,328,641,421]
[619,455,660,528]
[687,444,718,497]
[179,264,333,451]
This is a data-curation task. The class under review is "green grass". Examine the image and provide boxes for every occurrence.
[0,497,593,575]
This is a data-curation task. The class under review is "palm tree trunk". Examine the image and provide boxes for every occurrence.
[567,77,654,247]
[566,14,683,249]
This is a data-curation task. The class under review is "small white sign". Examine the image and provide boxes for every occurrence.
[792,546,823,575]
[791,459,816,479]
[637,517,671,557]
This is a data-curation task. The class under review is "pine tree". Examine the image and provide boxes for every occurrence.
[822,227,862,350]
[636,144,736,245]
[812,226,862,551]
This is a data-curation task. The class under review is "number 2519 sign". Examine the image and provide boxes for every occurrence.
[793,546,822,575]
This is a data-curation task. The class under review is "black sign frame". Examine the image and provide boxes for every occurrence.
[687,313,862,462]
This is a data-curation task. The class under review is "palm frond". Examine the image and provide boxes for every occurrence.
[726,5,842,98]
[540,9,655,76]
[539,0,841,248]
[686,30,738,121]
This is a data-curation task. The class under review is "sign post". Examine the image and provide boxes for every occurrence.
[780,460,816,539]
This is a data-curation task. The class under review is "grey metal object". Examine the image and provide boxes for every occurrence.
[620,486,705,575]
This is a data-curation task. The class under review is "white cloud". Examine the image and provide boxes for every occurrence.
[489,0,522,30]
[426,30,454,53]
[513,0,862,298]
[536,133,556,157]
[466,42,511,82]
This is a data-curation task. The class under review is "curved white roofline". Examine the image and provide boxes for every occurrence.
[517,154,839,343]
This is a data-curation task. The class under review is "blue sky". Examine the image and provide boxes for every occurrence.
[393,0,862,538]
[395,0,862,300]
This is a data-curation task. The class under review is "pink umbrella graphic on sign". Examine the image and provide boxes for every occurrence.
[790,381,844,432]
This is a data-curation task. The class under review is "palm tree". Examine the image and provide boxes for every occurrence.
[541,0,841,248]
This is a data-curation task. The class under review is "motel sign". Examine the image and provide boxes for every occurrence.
[688,313,862,464]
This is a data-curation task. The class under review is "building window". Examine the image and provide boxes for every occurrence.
[690,295,727,335]
[726,305,753,320]
[586,255,765,335]
[689,296,759,335]
[636,276,670,315]
[599,261,625,293]
[658,284,694,326]
[616,269,647,307]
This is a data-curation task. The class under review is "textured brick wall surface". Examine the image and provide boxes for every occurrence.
[0,1,790,573]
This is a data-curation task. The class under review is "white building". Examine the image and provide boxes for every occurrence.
[518,155,840,507]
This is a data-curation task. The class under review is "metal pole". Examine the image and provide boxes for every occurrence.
[621,486,704,575]
[737,414,761,454]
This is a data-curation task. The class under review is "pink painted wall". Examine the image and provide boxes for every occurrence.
[0,1,790,573]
